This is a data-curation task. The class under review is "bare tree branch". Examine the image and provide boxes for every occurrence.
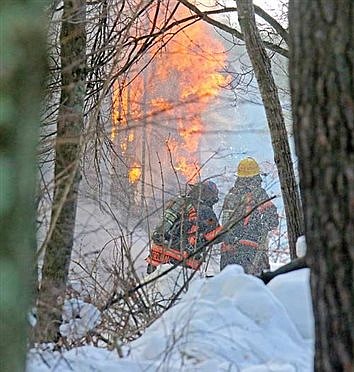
[103,195,277,310]
[177,0,289,58]
[258,257,308,284]
[253,4,288,44]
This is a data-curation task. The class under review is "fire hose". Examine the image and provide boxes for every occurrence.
[146,244,202,270]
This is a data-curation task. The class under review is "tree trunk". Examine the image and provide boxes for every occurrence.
[289,0,354,370]
[235,0,303,259]
[0,1,46,370]
[36,0,86,342]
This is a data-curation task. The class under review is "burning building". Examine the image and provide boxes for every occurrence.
[111,2,229,217]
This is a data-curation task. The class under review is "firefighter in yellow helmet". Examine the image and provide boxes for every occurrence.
[220,157,279,274]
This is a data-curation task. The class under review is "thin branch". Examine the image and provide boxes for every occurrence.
[177,0,289,58]
[257,256,308,284]
[253,4,288,44]
[102,195,278,310]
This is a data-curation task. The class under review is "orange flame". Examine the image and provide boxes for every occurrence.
[128,162,142,184]
[112,2,229,184]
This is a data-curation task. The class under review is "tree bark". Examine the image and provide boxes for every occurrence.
[0,1,46,370]
[36,0,86,342]
[289,0,354,370]
[235,0,304,259]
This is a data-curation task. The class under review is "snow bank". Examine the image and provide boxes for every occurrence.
[128,265,313,371]
[27,266,313,372]
[268,269,314,340]
[27,345,150,372]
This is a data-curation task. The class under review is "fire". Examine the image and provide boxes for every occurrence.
[128,162,142,184]
[112,1,229,186]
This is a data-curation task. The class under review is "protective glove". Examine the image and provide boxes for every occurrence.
[193,252,203,261]
[184,244,203,261]
[146,263,156,274]
[152,230,170,245]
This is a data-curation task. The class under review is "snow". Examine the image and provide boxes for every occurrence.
[296,236,307,258]
[59,299,101,341]
[27,265,314,372]
[268,269,313,340]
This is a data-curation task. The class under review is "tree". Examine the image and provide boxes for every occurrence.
[0,0,46,370]
[178,0,289,58]
[235,0,303,259]
[177,0,303,259]
[289,0,353,370]
[36,0,87,341]
[36,0,218,342]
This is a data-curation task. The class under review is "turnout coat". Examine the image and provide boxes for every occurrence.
[221,176,278,274]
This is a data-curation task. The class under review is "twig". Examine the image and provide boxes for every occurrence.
[103,195,277,310]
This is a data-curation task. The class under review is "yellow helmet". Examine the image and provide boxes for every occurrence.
[237,157,260,178]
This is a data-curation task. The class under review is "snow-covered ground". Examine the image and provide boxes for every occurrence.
[27,264,314,372]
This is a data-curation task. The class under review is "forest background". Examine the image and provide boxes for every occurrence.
[1,0,352,371]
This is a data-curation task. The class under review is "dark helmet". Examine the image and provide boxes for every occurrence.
[188,180,219,206]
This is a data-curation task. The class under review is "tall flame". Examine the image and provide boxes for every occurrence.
[112,2,229,185]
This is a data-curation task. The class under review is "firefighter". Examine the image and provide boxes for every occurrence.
[146,180,222,274]
[221,157,279,274]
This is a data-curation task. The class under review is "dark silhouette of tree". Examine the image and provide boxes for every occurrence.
[0,0,46,369]
[235,0,303,259]
[36,0,87,342]
[289,0,354,370]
